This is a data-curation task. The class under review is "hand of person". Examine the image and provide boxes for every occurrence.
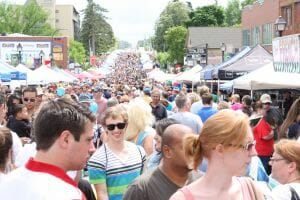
[20,137,31,145]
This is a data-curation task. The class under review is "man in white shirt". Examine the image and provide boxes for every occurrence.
[0,98,96,200]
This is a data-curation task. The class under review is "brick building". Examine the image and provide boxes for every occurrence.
[279,0,300,36]
[0,35,68,69]
[242,0,279,52]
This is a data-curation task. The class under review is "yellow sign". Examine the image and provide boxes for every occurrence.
[53,47,62,53]
[53,53,63,61]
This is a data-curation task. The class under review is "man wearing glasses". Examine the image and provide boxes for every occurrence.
[22,87,37,121]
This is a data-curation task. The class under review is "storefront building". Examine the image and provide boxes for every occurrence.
[0,35,68,69]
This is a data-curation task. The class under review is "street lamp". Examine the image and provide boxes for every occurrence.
[275,16,287,37]
[39,50,45,66]
[220,42,226,62]
[49,53,53,67]
[17,43,23,64]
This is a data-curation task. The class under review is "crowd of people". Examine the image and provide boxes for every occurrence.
[0,51,299,199]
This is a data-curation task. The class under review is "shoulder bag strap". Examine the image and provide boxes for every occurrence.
[137,146,144,175]
[290,186,300,200]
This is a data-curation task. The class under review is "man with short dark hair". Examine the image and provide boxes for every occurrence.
[0,98,96,199]
[123,124,201,200]
[197,93,218,123]
[150,89,167,121]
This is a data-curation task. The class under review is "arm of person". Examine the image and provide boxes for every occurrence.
[123,182,147,200]
[262,130,274,140]
[94,183,109,200]
[142,135,154,156]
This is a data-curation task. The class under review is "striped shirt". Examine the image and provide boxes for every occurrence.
[88,141,146,200]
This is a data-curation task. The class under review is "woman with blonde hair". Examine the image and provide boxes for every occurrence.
[125,99,155,155]
[270,139,300,199]
[171,109,262,199]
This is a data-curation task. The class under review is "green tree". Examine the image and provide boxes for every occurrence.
[187,5,225,26]
[241,0,255,8]
[80,0,115,56]
[0,1,56,35]
[225,0,241,26]
[164,26,187,65]
[68,40,87,65]
[153,1,190,52]
[156,52,170,70]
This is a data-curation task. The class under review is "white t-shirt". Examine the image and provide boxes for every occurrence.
[0,160,84,200]
[272,183,300,200]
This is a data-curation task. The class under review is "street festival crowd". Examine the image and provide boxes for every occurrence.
[0,52,299,200]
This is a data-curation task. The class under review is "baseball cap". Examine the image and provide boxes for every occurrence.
[143,87,151,94]
[79,94,91,103]
[260,93,272,104]
[92,86,103,93]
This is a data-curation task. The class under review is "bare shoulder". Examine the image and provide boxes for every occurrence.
[169,190,186,200]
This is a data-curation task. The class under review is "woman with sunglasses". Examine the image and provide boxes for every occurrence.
[171,110,263,200]
[88,105,146,200]
[270,139,300,200]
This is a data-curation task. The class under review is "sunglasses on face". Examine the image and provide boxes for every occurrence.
[106,122,126,131]
[240,140,256,151]
[23,97,36,103]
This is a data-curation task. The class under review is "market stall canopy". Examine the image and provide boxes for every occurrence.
[218,45,272,80]
[233,62,300,90]
[53,67,78,82]
[0,60,27,80]
[30,65,74,84]
[203,47,251,80]
[175,64,202,82]
[0,68,11,82]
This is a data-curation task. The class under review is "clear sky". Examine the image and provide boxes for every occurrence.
[6,0,228,45]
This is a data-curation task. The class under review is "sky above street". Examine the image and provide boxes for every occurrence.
[7,0,228,45]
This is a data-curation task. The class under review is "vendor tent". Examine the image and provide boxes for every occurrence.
[218,45,272,80]
[0,60,27,80]
[31,65,74,84]
[233,62,300,90]
[202,47,251,80]
[53,67,78,81]
[175,65,202,82]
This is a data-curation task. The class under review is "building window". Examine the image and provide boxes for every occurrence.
[262,23,272,45]
[56,19,59,23]
[282,6,292,26]
[55,10,59,13]
[251,26,260,46]
[242,29,250,46]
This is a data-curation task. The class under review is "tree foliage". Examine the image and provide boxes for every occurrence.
[69,40,86,65]
[241,0,255,8]
[80,0,115,56]
[164,26,187,64]
[153,1,190,52]
[186,5,225,26]
[156,52,170,70]
[0,1,56,35]
[225,0,241,26]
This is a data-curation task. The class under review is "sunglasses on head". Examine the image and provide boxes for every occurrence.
[23,97,36,103]
[106,122,126,131]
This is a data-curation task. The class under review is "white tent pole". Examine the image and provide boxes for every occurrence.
[217,79,220,94]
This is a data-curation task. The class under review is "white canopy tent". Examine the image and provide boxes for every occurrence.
[233,62,300,92]
[31,65,74,84]
[175,64,202,82]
